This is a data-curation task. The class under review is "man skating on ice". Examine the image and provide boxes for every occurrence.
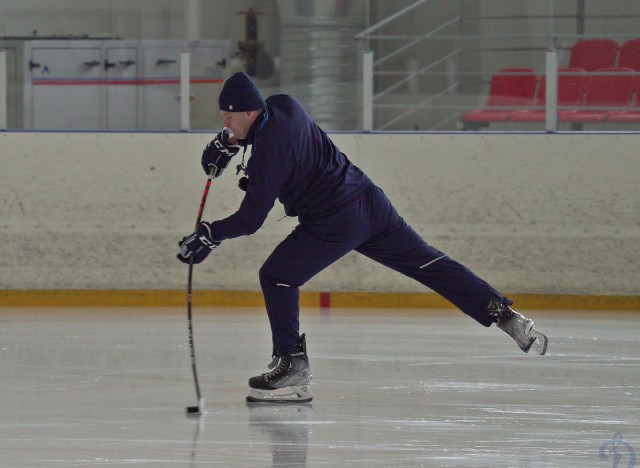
[177,72,548,403]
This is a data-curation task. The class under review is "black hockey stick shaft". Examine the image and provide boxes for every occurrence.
[187,170,215,407]
[187,259,201,403]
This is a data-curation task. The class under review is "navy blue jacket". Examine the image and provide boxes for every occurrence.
[209,94,372,240]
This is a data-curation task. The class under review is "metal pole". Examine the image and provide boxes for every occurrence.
[184,0,201,40]
[545,48,558,132]
[0,51,6,130]
[362,51,374,131]
[576,0,585,36]
[180,50,190,131]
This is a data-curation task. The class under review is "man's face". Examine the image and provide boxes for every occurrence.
[221,110,259,140]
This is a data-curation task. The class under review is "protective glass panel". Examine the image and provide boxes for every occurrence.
[1,0,639,131]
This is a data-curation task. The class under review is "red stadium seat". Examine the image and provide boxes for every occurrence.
[607,75,640,123]
[568,39,618,71]
[559,68,634,123]
[607,40,640,123]
[618,38,640,71]
[462,68,537,127]
[510,68,586,122]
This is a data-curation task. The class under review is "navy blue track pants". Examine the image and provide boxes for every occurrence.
[259,185,509,355]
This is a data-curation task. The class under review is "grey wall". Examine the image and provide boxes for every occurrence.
[0,0,279,54]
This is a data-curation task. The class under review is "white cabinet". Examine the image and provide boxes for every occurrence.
[105,46,138,131]
[142,46,182,130]
[30,46,102,130]
[3,39,231,130]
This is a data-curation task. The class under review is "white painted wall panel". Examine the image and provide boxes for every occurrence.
[0,132,638,295]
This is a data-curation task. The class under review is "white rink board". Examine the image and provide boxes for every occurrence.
[0,131,638,295]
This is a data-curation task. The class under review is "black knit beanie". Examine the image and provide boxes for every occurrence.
[218,72,266,112]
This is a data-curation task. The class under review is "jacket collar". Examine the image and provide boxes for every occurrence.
[241,108,268,147]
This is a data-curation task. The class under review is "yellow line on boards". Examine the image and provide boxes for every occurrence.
[0,290,638,311]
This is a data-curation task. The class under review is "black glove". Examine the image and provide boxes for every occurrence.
[177,222,221,264]
[201,129,240,177]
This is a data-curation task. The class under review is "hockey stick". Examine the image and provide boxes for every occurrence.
[185,166,216,415]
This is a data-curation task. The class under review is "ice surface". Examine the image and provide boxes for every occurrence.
[0,307,637,467]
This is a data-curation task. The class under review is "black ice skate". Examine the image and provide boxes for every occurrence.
[247,334,313,403]
[486,299,548,355]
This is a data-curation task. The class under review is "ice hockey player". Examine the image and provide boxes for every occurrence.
[177,72,548,403]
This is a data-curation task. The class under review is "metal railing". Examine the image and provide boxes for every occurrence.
[356,0,640,132]
[356,0,462,131]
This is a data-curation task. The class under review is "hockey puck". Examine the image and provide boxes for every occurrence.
[186,406,200,414]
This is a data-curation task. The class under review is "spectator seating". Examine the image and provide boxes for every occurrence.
[461,68,537,128]
[510,68,586,122]
[559,67,635,123]
[618,38,640,70]
[607,39,640,122]
[607,75,640,123]
[462,39,640,128]
[569,38,618,71]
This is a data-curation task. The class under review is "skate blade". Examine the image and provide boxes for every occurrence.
[529,328,548,355]
[246,385,313,403]
[521,319,548,355]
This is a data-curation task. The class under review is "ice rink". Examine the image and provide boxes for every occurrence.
[0,307,638,467]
